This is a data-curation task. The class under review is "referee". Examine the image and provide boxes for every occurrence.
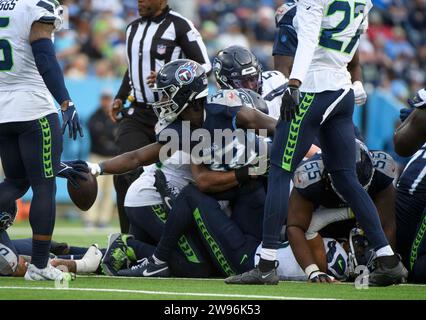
[108,0,211,233]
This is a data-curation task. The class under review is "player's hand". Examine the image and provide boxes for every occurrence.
[147,71,157,88]
[108,99,123,123]
[408,88,426,109]
[61,101,84,140]
[281,83,301,122]
[86,162,103,177]
[308,271,337,283]
[352,81,367,105]
[400,107,414,123]
[57,160,89,189]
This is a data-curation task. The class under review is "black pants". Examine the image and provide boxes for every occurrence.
[114,105,157,233]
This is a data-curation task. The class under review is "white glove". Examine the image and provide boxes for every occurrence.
[86,162,102,177]
[352,81,367,105]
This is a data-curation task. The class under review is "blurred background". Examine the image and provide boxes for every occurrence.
[4,0,426,227]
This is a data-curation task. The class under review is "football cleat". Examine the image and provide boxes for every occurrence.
[25,263,65,281]
[117,256,170,277]
[225,264,279,285]
[101,233,134,276]
[368,255,408,287]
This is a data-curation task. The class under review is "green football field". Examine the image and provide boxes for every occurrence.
[2,219,426,300]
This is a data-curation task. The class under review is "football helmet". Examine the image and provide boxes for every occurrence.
[213,46,263,93]
[152,59,208,123]
[346,228,375,278]
[0,201,17,231]
[327,139,375,201]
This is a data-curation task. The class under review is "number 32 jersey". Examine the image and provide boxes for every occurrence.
[0,0,63,122]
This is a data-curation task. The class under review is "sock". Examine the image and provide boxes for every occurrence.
[152,254,166,265]
[258,258,277,273]
[127,239,155,260]
[376,245,394,257]
[260,248,277,261]
[31,239,51,269]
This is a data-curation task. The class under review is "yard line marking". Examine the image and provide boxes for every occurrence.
[9,227,116,237]
[0,286,339,300]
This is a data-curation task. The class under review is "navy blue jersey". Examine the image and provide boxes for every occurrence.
[155,89,269,172]
[293,151,396,208]
[273,2,298,57]
[397,144,426,196]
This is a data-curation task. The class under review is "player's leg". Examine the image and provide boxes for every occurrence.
[0,124,30,208]
[409,206,426,283]
[113,112,156,233]
[319,90,407,286]
[20,114,64,280]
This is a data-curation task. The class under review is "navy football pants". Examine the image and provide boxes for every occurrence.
[264,89,389,250]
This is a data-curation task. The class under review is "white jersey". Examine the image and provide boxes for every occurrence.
[0,0,63,123]
[255,238,348,281]
[290,0,372,92]
[125,151,193,207]
[261,70,288,119]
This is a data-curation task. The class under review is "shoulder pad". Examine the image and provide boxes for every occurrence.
[208,90,245,108]
[371,151,396,179]
[293,158,325,189]
[275,2,297,26]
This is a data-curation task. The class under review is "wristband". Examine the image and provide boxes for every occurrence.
[305,264,320,278]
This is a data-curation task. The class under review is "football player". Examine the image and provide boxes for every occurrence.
[282,140,397,282]
[394,89,426,283]
[0,0,84,280]
[234,0,408,286]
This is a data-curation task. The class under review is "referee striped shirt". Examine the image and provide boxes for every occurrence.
[116,6,211,104]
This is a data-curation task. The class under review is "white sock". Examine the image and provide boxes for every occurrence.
[152,254,166,265]
[260,248,277,261]
[76,245,102,273]
[376,245,394,257]
[75,259,87,273]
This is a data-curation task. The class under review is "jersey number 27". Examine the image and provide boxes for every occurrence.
[0,17,13,71]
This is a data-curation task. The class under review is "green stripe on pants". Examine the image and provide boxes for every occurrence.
[151,205,201,264]
[39,117,53,178]
[193,208,235,276]
[281,93,316,171]
[410,214,426,270]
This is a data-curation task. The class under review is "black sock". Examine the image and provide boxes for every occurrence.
[258,258,276,273]
[32,239,51,269]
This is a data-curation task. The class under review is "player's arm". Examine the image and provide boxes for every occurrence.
[373,185,396,248]
[347,50,367,105]
[191,163,239,193]
[394,108,426,157]
[109,69,131,122]
[236,106,277,136]
[88,143,162,176]
[30,22,83,139]
[287,188,335,283]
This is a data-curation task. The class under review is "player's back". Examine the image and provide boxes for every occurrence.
[0,0,62,93]
[294,0,373,92]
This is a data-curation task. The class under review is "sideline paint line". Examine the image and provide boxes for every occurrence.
[0,286,339,300]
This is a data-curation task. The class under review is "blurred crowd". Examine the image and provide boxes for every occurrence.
[57,0,426,102]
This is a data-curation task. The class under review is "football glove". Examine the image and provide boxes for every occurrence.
[86,162,103,177]
[61,101,84,140]
[408,88,426,109]
[154,169,176,212]
[399,107,414,123]
[352,81,367,105]
[57,160,89,189]
[281,85,301,122]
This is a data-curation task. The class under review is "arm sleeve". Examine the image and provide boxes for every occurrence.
[115,69,131,103]
[176,19,212,74]
[289,0,325,82]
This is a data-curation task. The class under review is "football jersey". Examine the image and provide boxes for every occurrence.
[261,70,288,119]
[397,144,426,196]
[0,0,63,122]
[255,237,348,281]
[124,151,193,207]
[293,150,395,208]
[290,0,373,92]
[273,1,298,57]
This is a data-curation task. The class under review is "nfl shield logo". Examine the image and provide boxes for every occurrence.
[157,44,167,55]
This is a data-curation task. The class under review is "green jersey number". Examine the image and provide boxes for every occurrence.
[319,1,365,54]
[0,17,13,71]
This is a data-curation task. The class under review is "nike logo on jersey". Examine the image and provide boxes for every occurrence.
[142,267,168,277]
[164,197,173,209]
[306,6,311,10]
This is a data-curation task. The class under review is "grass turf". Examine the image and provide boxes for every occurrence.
[2,219,426,300]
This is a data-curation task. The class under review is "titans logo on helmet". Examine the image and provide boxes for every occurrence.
[175,61,198,85]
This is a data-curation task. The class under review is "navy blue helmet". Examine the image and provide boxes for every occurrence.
[152,59,208,123]
[213,46,263,93]
[0,202,17,231]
